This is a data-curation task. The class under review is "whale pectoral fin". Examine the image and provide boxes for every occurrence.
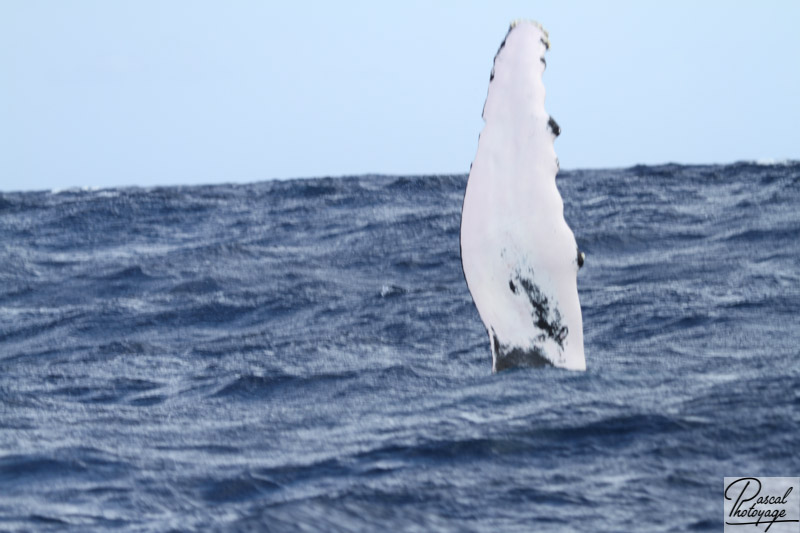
[460,20,586,372]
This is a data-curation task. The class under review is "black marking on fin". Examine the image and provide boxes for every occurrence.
[540,57,546,68]
[518,276,568,349]
[494,343,553,371]
[540,37,550,50]
[497,38,507,55]
[555,326,568,344]
[509,280,517,294]
[548,116,561,137]
[577,249,585,269]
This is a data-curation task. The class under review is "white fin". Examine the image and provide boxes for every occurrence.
[461,21,585,372]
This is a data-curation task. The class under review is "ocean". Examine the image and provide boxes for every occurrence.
[1,162,798,532]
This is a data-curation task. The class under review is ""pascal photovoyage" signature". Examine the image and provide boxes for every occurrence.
[725,478,799,532]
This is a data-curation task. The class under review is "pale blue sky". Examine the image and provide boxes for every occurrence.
[1,1,798,191]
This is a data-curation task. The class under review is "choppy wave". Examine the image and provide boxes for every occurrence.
[1,163,799,531]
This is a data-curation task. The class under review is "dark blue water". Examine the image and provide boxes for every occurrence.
[1,162,798,532]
